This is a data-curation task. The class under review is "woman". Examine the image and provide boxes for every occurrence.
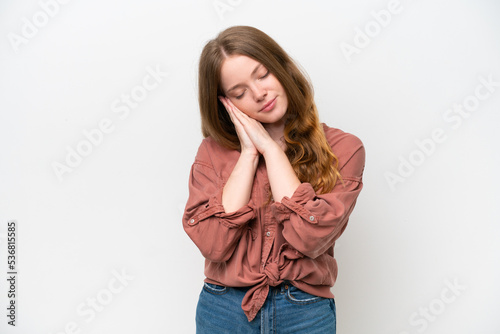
[183,25,365,333]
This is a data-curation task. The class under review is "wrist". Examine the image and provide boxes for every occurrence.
[239,150,260,166]
[262,141,282,159]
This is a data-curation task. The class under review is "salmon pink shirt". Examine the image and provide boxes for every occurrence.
[183,123,365,322]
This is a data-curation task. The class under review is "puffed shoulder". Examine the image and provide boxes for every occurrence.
[322,123,365,180]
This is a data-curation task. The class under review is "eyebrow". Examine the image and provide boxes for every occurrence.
[226,63,262,94]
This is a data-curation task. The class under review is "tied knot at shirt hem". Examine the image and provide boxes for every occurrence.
[241,262,285,322]
[264,262,281,286]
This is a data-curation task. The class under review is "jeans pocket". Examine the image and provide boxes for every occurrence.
[285,285,324,305]
[203,282,228,295]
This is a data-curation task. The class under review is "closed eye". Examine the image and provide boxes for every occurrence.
[234,70,269,99]
[235,90,246,99]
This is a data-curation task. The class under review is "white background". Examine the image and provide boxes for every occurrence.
[1,0,499,333]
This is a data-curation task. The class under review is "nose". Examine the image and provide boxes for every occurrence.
[252,83,267,102]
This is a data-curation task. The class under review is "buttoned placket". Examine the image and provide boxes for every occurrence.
[261,206,276,269]
[258,162,277,272]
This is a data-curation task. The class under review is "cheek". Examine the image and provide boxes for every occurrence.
[231,99,254,116]
[270,76,285,91]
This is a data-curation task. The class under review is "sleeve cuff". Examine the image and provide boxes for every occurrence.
[187,187,256,228]
[270,183,318,224]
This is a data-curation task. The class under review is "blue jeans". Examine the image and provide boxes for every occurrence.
[196,281,336,333]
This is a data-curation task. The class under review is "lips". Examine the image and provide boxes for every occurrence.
[260,97,277,112]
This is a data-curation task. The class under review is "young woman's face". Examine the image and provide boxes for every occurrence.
[219,55,288,125]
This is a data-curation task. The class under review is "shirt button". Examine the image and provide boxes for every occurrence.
[266,231,271,237]
[309,216,315,221]
[190,219,195,224]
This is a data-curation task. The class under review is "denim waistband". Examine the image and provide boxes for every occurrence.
[268,281,291,294]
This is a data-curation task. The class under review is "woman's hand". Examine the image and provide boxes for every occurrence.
[219,96,259,157]
[219,96,277,156]
[218,96,259,213]
[219,96,300,203]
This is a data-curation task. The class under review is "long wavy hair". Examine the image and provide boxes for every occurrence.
[198,25,342,194]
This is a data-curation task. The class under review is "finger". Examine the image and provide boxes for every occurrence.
[218,96,230,112]
[228,105,245,125]
[219,97,237,124]
[221,98,251,141]
[222,99,264,139]
[229,108,243,129]
[224,100,259,128]
[232,107,260,132]
[221,97,239,118]
[224,101,253,137]
[224,98,244,116]
[223,99,250,125]
[219,96,231,111]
